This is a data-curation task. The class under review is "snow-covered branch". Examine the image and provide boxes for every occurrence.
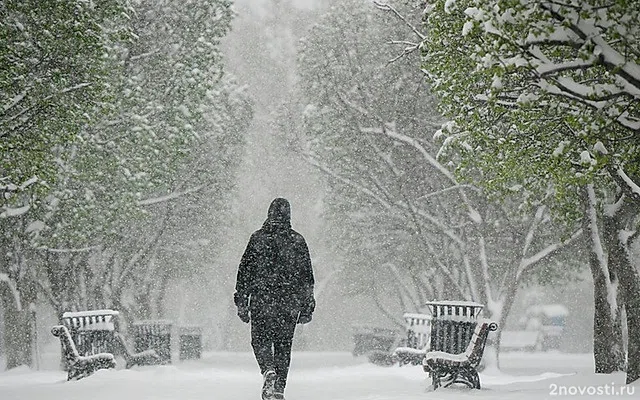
[540,76,633,108]
[539,2,640,93]
[416,184,481,200]
[386,263,421,310]
[536,56,598,77]
[399,199,469,299]
[0,204,30,218]
[1,89,28,114]
[137,184,205,206]
[386,41,421,64]
[0,272,22,310]
[305,154,393,210]
[116,204,172,288]
[307,148,471,293]
[35,246,100,253]
[1,82,92,136]
[360,125,483,224]
[516,228,583,281]
[521,206,546,258]
[479,237,493,302]
[129,49,161,62]
[373,1,426,41]
[614,167,640,202]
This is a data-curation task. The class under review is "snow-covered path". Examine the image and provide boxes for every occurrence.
[0,352,636,400]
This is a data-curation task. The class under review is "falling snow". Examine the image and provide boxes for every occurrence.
[2,0,640,396]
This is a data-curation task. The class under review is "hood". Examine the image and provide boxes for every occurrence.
[263,197,291,230]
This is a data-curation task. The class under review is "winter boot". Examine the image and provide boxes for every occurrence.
[261,370,277,400]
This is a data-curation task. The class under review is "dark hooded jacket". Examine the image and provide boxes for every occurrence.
[234,198,315,317]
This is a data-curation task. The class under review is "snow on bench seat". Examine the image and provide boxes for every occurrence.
[424,350,469,364]
[392,313,431,365]
[423,319,498,389]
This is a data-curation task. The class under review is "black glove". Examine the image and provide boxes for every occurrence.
[234,292,250,324]
[298,312,312,324]
[238,307,250,323]
[298,298,315,325]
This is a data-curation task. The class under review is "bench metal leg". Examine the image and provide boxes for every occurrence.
[431,369,456,390]
[430,372,440,390]
[429,365,481,390]
[451,366,480,389]
[66,357,116,381]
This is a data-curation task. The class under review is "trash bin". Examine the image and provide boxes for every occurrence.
[425,301,484,354]
[179,326,202,360]
[131,320,173,364]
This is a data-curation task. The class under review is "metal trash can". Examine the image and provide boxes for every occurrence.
[179,326,202,360]
[131,320,173,364]
[425,301,484,354]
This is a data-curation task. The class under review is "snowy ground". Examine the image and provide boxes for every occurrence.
[1,351,637,400]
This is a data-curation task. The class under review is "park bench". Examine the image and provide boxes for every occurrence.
[394,301,484,368]
[131,320,173,364]
[113,332,163,368]
[392,313,431,366]
[352,325,401,357]
[423,319,498,389]
[51,325,116,380]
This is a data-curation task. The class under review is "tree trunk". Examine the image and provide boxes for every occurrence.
[483,273,518,372]
[44,252,75,313]
[619,258,640,384]
[602,195,640,384]
[481,314,501,372]
[133,288,152,320]
[153,270,171,319]
[0,279,36,370]
[604,214,640,384]
[620,257,640,384]
[583,186,626,373]
[590,265,626,373]
[494,286,518,370]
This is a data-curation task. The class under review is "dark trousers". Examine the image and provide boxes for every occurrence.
[251,310,297,392]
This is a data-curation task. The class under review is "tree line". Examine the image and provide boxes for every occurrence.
[1,0,252,369]
[284,0,640,385]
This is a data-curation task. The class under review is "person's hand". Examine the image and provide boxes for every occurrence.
[238,306,250,323]
[297,298,315,324]
[234,292,250,323]
[297,312,312,324]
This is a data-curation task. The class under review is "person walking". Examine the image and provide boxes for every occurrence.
[234,197,316,400]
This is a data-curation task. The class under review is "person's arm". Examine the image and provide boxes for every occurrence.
[297,236,315,323]
[234,234,257,322]
[299,238,314,294]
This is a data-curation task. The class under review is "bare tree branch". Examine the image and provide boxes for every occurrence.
[373,1,426,41]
